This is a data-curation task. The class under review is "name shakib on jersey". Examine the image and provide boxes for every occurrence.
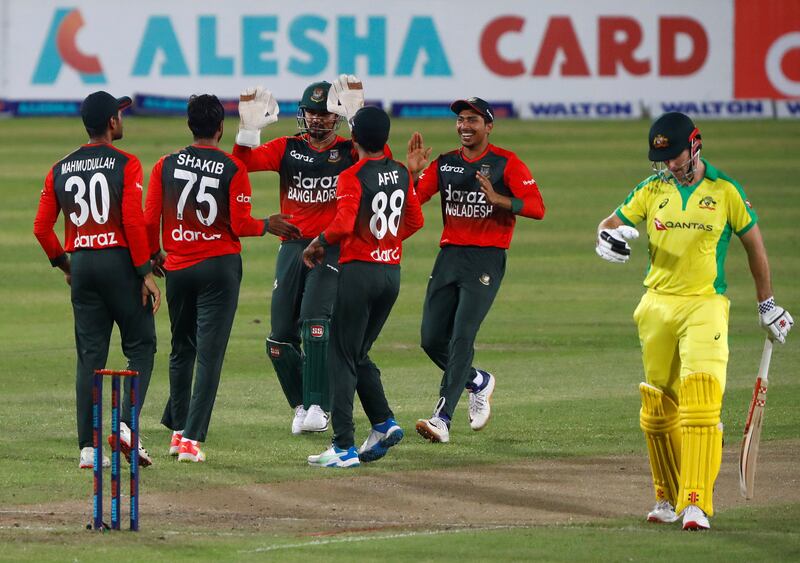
[176,153,225,175]
[444,184,493,218]
[289,172,338,203]
[61,157,116,175]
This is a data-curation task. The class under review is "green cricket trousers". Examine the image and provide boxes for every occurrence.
[161,253,241,442]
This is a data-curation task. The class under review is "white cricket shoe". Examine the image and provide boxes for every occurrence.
[301,405,329,432]
[79,446,110,469]
[647,500,679,523]
[109,421,153,467]
[307,444,360,468]
[291,405,308,435]
[415,416,450,443]
[468,371,495,431]
[682,505,710,531]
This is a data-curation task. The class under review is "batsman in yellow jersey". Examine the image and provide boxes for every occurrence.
[596,112,793,531]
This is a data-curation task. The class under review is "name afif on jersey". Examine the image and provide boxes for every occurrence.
[444,184,493,218]
[289,172,337,203]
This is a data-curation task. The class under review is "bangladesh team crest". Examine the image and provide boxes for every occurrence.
[328,148,340,163]
[698,196,716,210]
[480,164,491,177]
[311,87,325,102]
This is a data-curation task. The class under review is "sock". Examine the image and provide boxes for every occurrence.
[467,370,488,392]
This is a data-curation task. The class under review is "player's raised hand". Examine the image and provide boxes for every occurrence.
[596,225,639,263]
[758,297,793,344]
[266,213,302,240]
[327,74,364,125]
[236,86,279,147]
[406,132,432,176]
[302,237,326,268]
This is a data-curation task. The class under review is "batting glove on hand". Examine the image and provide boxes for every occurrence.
[596,225,639,263]
[758,297,793,344]
[236,86,279,147]
[327,74,364,128]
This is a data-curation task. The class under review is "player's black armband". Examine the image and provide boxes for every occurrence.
[50,253,68,268]
[261,217,269,236]
[318,232,330,248]
[510,197,523,214]
[134,261,153,277]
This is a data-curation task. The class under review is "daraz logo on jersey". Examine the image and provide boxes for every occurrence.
[33,9,106,84]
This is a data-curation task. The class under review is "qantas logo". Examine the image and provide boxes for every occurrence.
[654,218,713,231]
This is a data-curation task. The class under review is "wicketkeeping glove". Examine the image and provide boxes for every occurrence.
[758,297,793,344]
[327,74,364,129]
[596,225,639,263]
[236,86,279,147]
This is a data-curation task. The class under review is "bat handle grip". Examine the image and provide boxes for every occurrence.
[759,338,773,385]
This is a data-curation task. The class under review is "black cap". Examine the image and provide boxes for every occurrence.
[299,81,331,112]
[81,91,132,130]
[351,106,390,153]
[648,112,700,161]
[450,97,494,122]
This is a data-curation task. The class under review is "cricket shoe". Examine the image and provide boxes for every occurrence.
[682,505,710,531]
[291,405,308,436]
[107,421,153,467]
[307,444,360,468]
[168,431,183,456]
[647,500,679,523]
[468,370,496,431]
[415,416,450,443]
[177,438,206,463]
[79,447,110,469]
[358,419,405,463]
[301,404,329,433]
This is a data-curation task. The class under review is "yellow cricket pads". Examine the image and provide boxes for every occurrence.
[640,382,681,504]
[677,372,723,516]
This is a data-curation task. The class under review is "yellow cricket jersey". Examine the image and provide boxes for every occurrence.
[616,159,757,296]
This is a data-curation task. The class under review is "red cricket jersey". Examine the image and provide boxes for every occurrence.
[416,144,545,249]
[321,156,424,265]
[233,134,392,239]
[144,145,266,271]
[33,143,151,274]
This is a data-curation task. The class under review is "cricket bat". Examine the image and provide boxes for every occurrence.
[738,338,774,499]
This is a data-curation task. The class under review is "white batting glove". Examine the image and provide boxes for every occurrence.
[327,74,364,128]
[758,297,793,344]
[596,225,639,263]
[236,86,279,147]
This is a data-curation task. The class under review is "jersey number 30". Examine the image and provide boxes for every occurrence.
[369,189,404,240]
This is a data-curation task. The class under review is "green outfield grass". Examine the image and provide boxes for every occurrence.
[0,116,798,561]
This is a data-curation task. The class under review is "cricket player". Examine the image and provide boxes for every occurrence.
[33,90,160,469]
[302,106,424,468]
[144,94,300,462]
[406,98,546,443]
[595,111,793,530]
[233,76,389,435]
